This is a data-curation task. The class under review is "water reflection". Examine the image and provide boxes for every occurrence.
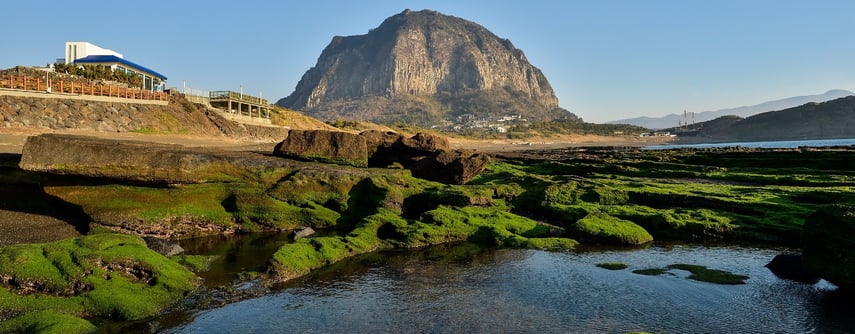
[168,243,854,333]
[179,233,293,287]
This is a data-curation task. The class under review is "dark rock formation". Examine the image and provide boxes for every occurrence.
[273,129,368,167]
[360,130,449,167]
[803,205,855,292]
[765,254,820,284]
[18,134,298,184]
[409,149,490,185]
[278,9,576,127]
[143,236,185,256]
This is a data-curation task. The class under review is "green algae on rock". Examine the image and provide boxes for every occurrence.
[0,310,96,334]
[0,233,199,326]
[630,264,749,285]
[269,206,579,282]
[596,262,629,270]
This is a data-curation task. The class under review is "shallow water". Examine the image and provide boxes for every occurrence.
[165,242,853,333]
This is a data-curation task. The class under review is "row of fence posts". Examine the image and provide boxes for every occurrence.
[0,74,168,101]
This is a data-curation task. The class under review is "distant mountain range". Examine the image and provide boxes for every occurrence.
[608,89,853,129]
[665,95,855,142]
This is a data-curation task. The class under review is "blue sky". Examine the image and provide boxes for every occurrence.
[3,1,854,123]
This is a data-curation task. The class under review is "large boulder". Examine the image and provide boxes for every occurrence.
[409,149,490,185]
[360,131,450,167]
[360,130,403,156]
[400,132,450,152]
[765,254,820,284]
[19,134,265,184]
[802,205,855,292]
[274,130,368,167]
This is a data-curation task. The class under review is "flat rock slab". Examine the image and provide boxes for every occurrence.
[274,130,368,167]
[19,133,293,184]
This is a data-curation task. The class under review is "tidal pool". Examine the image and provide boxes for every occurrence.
[165,242,853,333]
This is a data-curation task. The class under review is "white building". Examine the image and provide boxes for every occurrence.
[61,41,166,91]
[64,42,123,64]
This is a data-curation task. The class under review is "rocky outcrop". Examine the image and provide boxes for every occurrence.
[273,130,368,167]
[19,134,296,184]
[143,236,185,256]
[360,130,449,167]
[765,254,820,284]
[271,130,487,184]
[409,149,490,185]
[802,205,855,292]
[278,9,576,126]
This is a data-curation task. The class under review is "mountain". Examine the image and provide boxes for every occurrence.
[277,9,577,127]
[609,89,853,129]
[667,95,855,141]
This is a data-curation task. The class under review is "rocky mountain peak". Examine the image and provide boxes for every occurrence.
[278,9,576,128]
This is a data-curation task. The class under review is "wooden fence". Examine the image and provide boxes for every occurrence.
[0,74,168,101]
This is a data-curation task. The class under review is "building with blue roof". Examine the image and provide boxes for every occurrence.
[64,42,167,91]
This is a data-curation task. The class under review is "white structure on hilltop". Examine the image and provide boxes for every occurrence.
[60,41,167,91]
[64,42,123,64]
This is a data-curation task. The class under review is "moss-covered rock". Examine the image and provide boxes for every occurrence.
[803,205,855,292]
[0,233,199,322]
[0,310,96,334]
[269,206,578,282]
[571,212,653,245]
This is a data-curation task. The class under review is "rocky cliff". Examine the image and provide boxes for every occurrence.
[278,9,576,126]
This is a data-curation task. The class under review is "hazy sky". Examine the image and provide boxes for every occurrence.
[3,1,854,123]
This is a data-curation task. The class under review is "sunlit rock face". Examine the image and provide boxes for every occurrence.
[278,9,576,127]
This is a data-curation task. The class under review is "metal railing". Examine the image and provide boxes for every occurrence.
[209,90,268,105]
[0,74,168,101]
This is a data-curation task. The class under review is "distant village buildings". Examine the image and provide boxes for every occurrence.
[60,42,167,91]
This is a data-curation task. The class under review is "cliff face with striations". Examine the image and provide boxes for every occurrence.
[278,9,576,126]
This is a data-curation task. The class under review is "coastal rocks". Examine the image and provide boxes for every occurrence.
[765,254,820,284]
[143,236,185,256]
[409,149,490,185]
[273,129,368,167]
[271,129,487,184]
[291,227,316,240]
[802,205,855,292]
[360,130,449,167]
[19,133,289,184]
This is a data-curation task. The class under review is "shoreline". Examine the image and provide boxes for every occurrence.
[1,127,677,154]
